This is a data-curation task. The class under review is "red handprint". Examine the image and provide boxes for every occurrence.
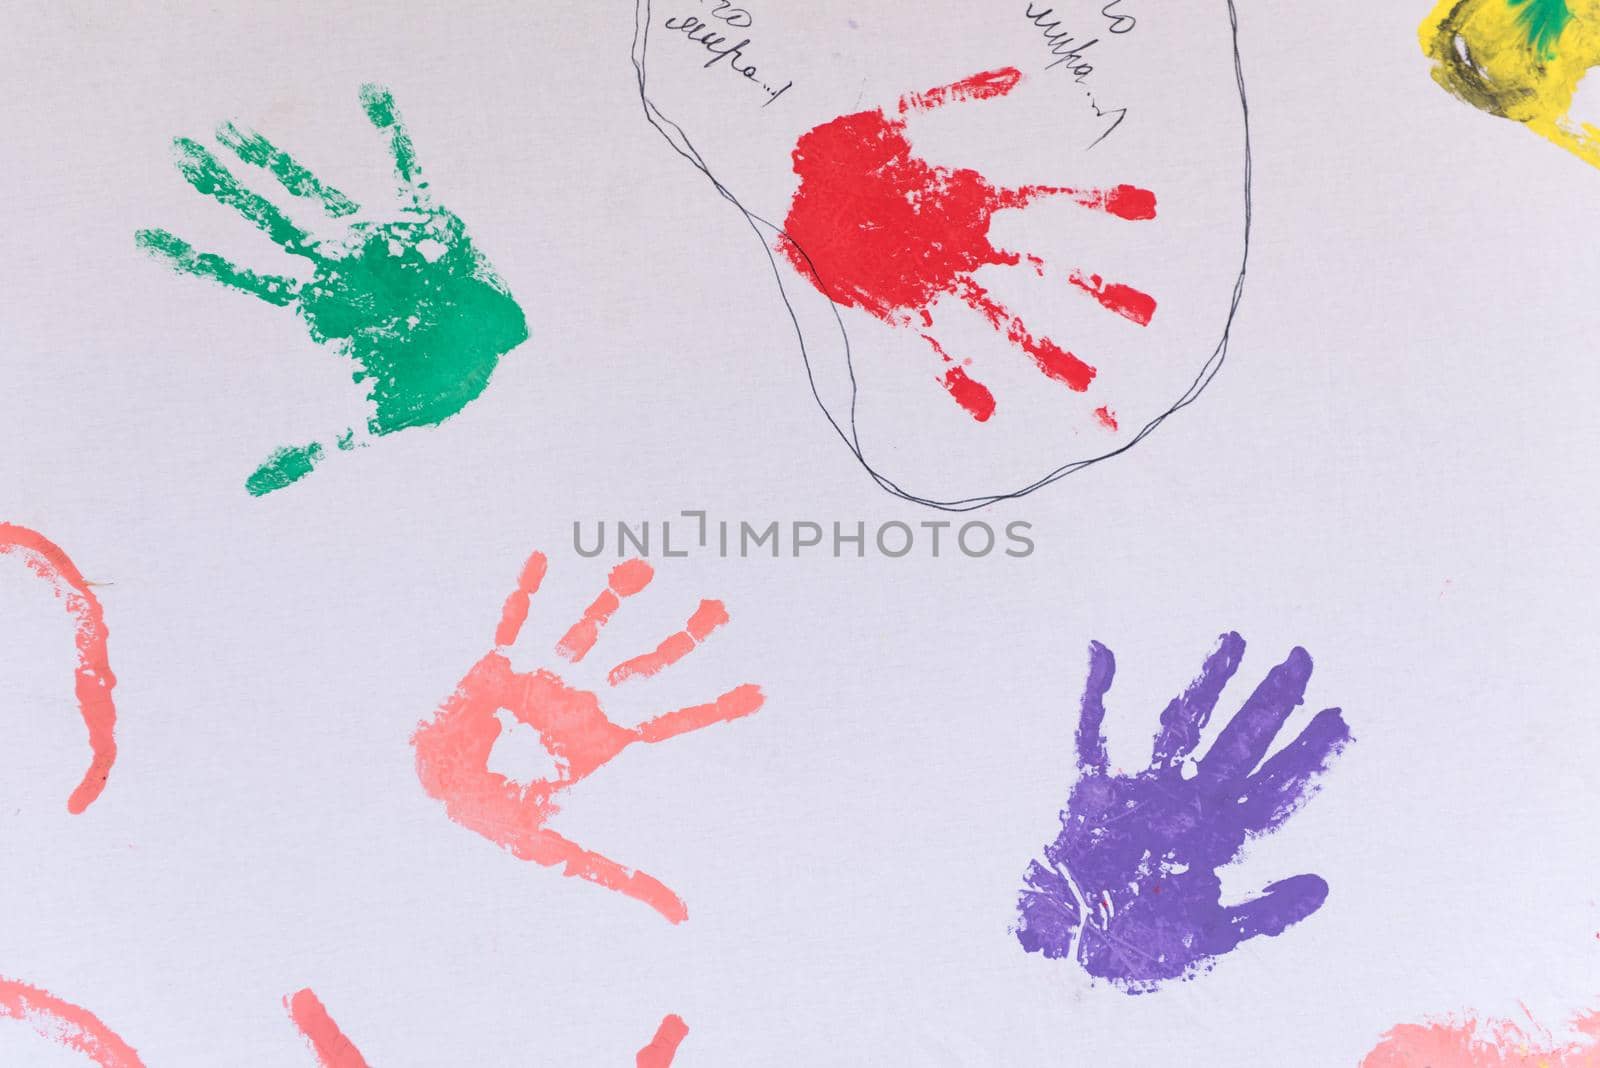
[780,67,1157,423]
[0,522,119,813]
[412,550,764,924]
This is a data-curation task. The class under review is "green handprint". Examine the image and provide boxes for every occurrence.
[137,85,528,496]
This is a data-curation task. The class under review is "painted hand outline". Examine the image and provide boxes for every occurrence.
[137,85,528,496]
[1015,632,1353,992]
[412,551,764,924]
[780,67,1157,424]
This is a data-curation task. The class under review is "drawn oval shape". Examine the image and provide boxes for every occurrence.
[632,1,1250,507]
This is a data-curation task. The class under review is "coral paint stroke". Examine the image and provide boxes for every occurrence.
[286,989,684,1066]
[779,66,1156,421]
[1364,1002,1600,1066]
[637,1014,690,1067]
[559,559,657,662]
[607,599,730,684]
[632,0,1253,509]
[413,551,763,923]
[286,989,370,1068]
[0,976,144,1067]
[136,85,528,495]
[0,523,119,813]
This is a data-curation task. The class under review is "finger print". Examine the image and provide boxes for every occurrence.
[1015,632,1353,992]
[136,86,529,495]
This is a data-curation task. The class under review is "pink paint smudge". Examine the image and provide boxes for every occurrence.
[636,1014,689,1067]
[1364,1003,1600,1066]
[0,522,119,813]
[286,989,369,1068]
[780,66,1156,422]
[0,976,144,1067]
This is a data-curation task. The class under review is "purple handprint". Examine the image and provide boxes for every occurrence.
[1015,632,1353,993]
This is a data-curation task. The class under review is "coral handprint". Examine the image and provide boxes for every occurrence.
[780,67,1157,423]
[1015,632,1353,992]
[412,551,764,924]
[137,86,527,495]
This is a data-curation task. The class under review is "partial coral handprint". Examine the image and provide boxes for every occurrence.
[137,85,527,496]
[781,67,1157,423]
[1364,996,1600,1067]
[286,987,690,1067]
[1,522,119,813]
[1016,632,1353,992]
[0,975,143,1067]
[412,550,764,923]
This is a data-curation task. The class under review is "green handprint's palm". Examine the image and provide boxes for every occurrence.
[137,85,528,496]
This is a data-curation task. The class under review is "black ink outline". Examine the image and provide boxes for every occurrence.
[632,0,1252,511]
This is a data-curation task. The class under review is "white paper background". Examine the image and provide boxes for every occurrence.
[2,1,1597,1064]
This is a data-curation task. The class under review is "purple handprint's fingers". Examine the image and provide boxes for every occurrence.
[1075,641,1116,773]
[1016,860,1084,959]
[1237,707,1353,835]
[1196,646,1313,782]
[1149,632,1246,770]
[1205,874,1329,957]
